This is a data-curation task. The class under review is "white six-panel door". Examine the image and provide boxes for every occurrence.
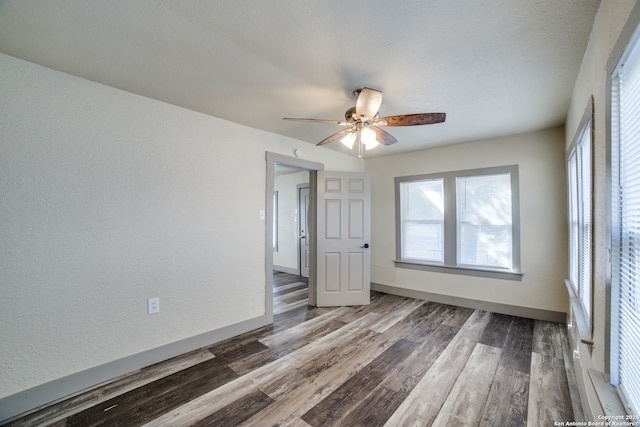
[316,171,371,306]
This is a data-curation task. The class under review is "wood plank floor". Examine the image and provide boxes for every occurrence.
[6,272,583,426]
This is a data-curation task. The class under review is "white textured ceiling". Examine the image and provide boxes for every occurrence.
[0,0,600,157]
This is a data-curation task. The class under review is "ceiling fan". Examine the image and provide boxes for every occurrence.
[284,87,446,157]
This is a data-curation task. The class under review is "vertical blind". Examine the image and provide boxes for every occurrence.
[611,30,640,415]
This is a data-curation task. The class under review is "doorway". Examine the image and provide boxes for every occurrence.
[265,152,371,316]
[272,165,309,276]
[265,152,324,322]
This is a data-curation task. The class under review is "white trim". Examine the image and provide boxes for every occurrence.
[395,165,522,277]
[371,282,565,323]
[566,96,594,340]
[265,152,323,310]
[273,265,299,275]
[393,259,523,281]
[565,279,594,346]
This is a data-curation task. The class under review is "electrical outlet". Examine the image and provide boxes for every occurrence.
[148,297,160,315]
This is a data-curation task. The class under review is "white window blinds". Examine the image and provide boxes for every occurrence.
[579,132,592,319]
[568,151,580,293]
[611,29,640,415]
[567,106,592,337]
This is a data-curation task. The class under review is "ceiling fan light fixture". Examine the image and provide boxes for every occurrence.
[364,138,380,150]
[284,86,446,156]
[340,131,357,149]
[360,127,379,150]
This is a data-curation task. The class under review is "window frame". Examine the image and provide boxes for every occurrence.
[565,96,594,342]
[394,165,522,281]
[609,18,640,415]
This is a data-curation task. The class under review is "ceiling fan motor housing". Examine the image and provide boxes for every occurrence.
[345,106,378,123]
[345,106,357,123]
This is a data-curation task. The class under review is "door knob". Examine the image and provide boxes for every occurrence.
[361,243,369,249]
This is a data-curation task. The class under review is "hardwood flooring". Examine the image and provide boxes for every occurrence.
[6,272,583,426]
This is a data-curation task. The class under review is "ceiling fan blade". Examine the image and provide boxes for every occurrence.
[283,117,351,126]
[355,87,383,121]
[316,128,354,146]
[375,113,446,127]
[371,126,398,145]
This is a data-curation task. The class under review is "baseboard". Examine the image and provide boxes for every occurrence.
[371,283,566,323]
[0,314,270,423]
[273,265,299,275]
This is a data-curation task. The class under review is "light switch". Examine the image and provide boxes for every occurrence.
[148,298,160,315]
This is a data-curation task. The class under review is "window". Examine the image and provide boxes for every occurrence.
[566,99,593,336]
[395,165,521,280]
[456,174,513,270]
[611,28,640,416]
[398,178,444,262]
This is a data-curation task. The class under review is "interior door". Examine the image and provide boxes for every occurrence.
[298,186,310,278]
[316,171,371,306]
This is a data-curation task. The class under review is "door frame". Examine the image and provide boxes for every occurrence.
[265,152,324,322]
[297,184,310,278]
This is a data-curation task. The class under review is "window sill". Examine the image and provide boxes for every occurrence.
[393,260,524,281]
[564,279,594,345]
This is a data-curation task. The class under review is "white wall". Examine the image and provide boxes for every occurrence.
[367,127,569,313]
[564,0,637,419]
[0,52,362,401]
